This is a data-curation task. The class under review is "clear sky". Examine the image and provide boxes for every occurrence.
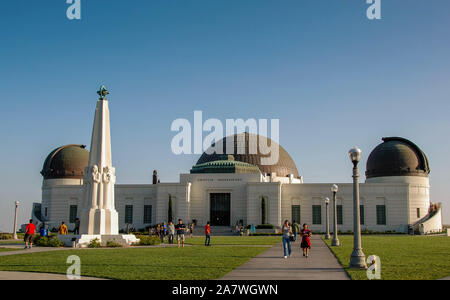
[0,0,449,232]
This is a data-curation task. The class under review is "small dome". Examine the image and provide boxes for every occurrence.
[195,132,299,177]
[41,145,89,180]
[366,137,430,179]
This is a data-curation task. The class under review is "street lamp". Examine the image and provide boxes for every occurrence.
[349,146,367,269]
[324,197,330,239]
[13,201,19,240]
[331,184,340,246]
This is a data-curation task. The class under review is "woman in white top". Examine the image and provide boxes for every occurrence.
[282,220,293,258]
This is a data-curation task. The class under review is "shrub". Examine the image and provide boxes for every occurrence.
[256,224,275,229]
[106,240,122,248]
[88,238,102,248]
[33,236,64,247]
[249,233,282,236]
[0,233,13,240]
[137,235,161,246]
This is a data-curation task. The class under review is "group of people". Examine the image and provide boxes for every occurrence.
[149,220,197,247]
[23,219,75,249]
[282,220,312,259]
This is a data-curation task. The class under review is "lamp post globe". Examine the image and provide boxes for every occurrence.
[324,197,330,239]
[331,184,340,246]
[349,146,367,269]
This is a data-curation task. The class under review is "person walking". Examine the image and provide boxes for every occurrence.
[205,221,211,246]
[160,222,166,243]
[300,223,312,258]
[190,223,195,238]
[175,219,186,248]
[282,220,293,259]
[74,218,80,235]
[156,224,161,238]
[168,221,175,244]
[292,220,299,241]
[58,222,68,235]
[24,219,36,249]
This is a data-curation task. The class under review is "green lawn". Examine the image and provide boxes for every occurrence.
[174,235,282,246]
[324,235,450,280]
[0,240,23,245]
[0,248,19,253]
[0,246,267,280]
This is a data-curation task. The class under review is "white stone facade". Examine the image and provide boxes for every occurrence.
[37,171,440,234]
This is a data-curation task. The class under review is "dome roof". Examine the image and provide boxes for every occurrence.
[366,137,430,179]
[41,144,89,180]
[195,133,299,177]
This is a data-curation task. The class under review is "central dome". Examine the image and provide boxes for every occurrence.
[195,133,299,177]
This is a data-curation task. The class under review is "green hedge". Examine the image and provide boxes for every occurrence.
[249,233,282,236]
[106,240,123,248]
[256,224,275,229]
[32,236,64,247]
[0,233,13,240]
[137,235,161,246]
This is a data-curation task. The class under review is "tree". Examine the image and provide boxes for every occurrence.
[261,197,267,225]
[168,194,173,222]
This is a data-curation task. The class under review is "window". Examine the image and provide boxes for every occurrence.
[144,205,152,224]
[312,205,321,225]
[69,205,77,223]
[125,205,133,224]
[45,207,48,218]
[417,208,420,218]
[376,205,386,225]
[360,205,365,225]
[337,205,343,225]
[291,205,301,223]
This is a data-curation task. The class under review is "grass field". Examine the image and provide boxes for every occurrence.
[324,235,450,280]
[0,241,23,245]
[0,244,270,280]
[0,248,19,253]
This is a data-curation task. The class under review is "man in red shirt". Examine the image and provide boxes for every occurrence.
[205,221,211,246]
[24,219,36,249]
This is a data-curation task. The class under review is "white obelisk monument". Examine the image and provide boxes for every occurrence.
[61,86,138,247]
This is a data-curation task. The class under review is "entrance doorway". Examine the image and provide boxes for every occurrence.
[210,193,231,226]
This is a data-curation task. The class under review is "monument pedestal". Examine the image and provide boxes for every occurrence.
[73,86,138,247]
[58,234,140,248]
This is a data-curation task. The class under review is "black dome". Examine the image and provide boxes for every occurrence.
[196,133,299,178]
[366,137,430,179]
[41,144,89,180]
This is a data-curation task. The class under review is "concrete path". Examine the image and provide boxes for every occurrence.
[221,236,349,280]
[0,247,68,257]
[0,271,106,280]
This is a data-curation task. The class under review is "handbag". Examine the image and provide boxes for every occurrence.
[289,234,296,242]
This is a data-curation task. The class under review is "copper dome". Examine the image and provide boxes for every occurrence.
[196,133,299,178]
[366,137,430,179]
[41,144,89,180]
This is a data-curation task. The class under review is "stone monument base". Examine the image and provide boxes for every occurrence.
[58,234,140,248]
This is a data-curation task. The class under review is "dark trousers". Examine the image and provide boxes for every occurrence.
[205,235,210,246]
[168,234,174,244]
[74,227,80,235]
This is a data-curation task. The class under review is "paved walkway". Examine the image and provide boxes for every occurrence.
[0,271,105,280]
[221,236,349,280]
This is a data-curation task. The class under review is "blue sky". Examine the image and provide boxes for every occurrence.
[0,0,449,231]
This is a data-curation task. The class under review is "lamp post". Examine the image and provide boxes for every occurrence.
[331,184,340,246]
[349,146,367,269]
[13,201,19,240]
[324,197,330,239]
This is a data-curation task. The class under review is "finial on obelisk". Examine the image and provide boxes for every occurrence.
[97,85,109,100]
